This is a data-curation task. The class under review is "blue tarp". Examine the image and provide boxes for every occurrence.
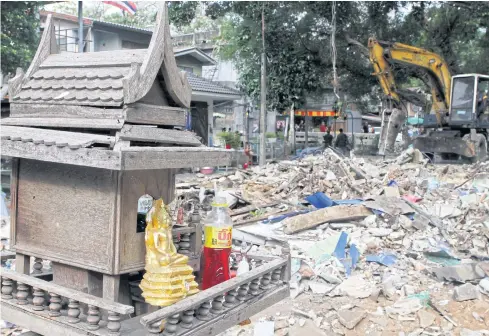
[366,252,397,266]
[306,192,363,209]
[306,192,335,208]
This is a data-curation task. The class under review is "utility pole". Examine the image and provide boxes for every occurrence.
[78,1,83,53]
[259,7,266,166]
[291,103,296,154]
[244,98,249,147]
[304,105,309,148]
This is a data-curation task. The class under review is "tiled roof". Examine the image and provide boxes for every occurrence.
[187,72,241,96]
[93,19,153,35]
[13,50,145,107]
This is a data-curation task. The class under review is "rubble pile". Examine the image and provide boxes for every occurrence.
[178,148,489,336]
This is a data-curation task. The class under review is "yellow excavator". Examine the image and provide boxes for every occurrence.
[368,38,489,162]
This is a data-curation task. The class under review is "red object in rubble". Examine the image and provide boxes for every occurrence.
[201,196,233,290]
[225,144,231,149]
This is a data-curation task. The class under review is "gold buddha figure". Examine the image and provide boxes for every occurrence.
[140,199,199,307]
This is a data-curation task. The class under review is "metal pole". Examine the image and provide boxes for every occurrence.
[259,8,266,166]
[304,105,309,148]
[78,1,83,53]
[291,103,296,154]
[244,99,249,147]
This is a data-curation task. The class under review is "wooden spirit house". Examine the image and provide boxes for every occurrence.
[3,5,230,301]
[1,4,290,335]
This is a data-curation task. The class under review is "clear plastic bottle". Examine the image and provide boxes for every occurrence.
[201,195,233,290]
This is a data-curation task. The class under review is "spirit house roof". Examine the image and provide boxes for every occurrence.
[2,3,231,170]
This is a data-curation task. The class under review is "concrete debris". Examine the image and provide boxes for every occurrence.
[431,263,488,282]
[308,281,334,294]
[386,297,423,316]
[479,278,489,296]
[460,329,489,336]
[253,321,274,336]
[274,319,289,331]
[282,205,372,234]
[337,308,366,329]
[332,275,374,298]
[452,283,481,301]
[173,147,489,335]
[417,309,436,328]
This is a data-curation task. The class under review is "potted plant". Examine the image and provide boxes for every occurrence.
[217,132,241,149]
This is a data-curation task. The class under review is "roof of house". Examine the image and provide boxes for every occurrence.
[174,47,216,66]
[186,72,241,96]
[92,19,153,35]
[40,10,154,35]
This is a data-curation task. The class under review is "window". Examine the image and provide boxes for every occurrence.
[451,77,476,122]
[452,77,475,109]
[57,37,67,51]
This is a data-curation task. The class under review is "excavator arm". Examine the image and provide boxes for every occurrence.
[368,38,401,105]
[368,38,452,121]
[384,41,451,116]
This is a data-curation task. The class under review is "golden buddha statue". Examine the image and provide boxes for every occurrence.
[140,199,199,307]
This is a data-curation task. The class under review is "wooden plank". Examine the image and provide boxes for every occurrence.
[8,68,24,99]
[126,286,289,336]
[1,117,124,129]
[123,103,185,126]
[120,124,201,146]
[140,258,287,326]
[16,161,117,274]
[2,140,121,170]
[52,263,103,297]
[15,253,30,275]
[9,158,19,247]
[117,169,175,273]
[1,303,90,336]
[21,15,56,87]
[11,103,124,119]
[41,49,146,68]
[2,268,134,314]
[161,8,192,108]
[2,126,115,148]
[121,147,231,170]
[103,274,121,303]
[122,5,191,108]
[181,286,289,336]
[229,202,280,217]
[282,205,373,234]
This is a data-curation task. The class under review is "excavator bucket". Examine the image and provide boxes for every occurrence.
[413,132,476,158]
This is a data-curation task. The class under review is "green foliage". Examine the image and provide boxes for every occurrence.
[1,1,40,76]
[265,132,277,139]
[168,2,199,29]
[217,132,241,149]
[170,1,489,113]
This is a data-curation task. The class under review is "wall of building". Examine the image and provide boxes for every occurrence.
[93,30,120,51]
[45,19,82,53]
[176,55,203,76]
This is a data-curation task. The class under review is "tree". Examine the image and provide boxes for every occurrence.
[169,1,489,113]
[1,1,40,76]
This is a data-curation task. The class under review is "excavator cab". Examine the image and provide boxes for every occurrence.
[449,74,489,126]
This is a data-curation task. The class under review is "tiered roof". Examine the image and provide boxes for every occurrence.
[3,4,230,170]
